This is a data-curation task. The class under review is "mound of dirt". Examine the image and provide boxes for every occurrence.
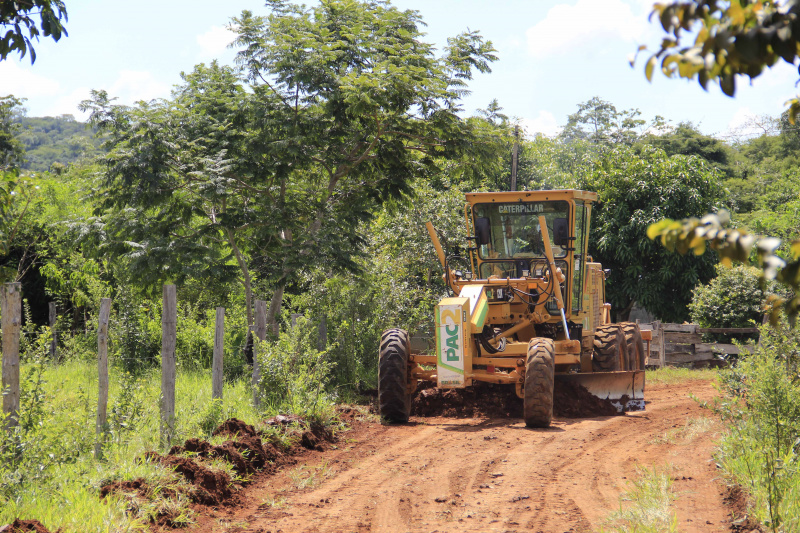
[101,415,338,521]
[724,484,764,532]
[212,418,259,439]
[0,520,55,533]
[552,379,619,418]
[412,382,523,418]
[410,380,619,419]
[170,438,254,476]
[143,451,232,506]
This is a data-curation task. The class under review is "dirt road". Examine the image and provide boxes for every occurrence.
[193,379,731,533]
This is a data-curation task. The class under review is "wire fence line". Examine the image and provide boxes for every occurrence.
[1,283,270,455]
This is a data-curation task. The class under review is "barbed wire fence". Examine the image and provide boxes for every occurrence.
[0,283,276,456]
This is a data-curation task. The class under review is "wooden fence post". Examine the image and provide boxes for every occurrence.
[49,302,57,361]
[95,298,111,459]
[253,300,267,408]
[657,321,666,367]
[2,282,21,430]
[161,285,177,448]
[212,307,224,400]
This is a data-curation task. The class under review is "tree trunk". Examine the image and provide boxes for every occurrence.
[226,228,254,327]
[615,300,635,323]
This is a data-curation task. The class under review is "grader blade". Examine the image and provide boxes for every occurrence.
[556,371,645,412]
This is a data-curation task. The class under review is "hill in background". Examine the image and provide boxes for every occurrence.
[18,115,104,172]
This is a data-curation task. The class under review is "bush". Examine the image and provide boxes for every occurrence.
[256,318,336,424]
[689,264,771,343]
[716,322,800,532]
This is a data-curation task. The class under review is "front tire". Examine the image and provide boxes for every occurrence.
[378,329,412,423]
[524,338,555,428]
[593,325,625,372]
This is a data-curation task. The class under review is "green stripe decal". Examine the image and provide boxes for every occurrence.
[472,297,488,330]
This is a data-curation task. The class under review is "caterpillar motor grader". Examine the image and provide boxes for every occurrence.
[378,189,649,427]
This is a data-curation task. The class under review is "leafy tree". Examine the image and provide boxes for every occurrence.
[559,96,644,145]
[0,0,68,63]
[648,211,800,324]
[0,95,26,171]
[580,145,722,322]
[639,0,800,120]
[84,0,498,333]
[639,121,733,177]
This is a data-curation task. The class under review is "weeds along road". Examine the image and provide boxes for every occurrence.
[192,379,729,533]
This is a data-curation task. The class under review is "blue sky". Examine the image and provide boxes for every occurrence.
[1,0,798,139]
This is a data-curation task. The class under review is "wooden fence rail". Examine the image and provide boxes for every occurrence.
[643,322,756,368]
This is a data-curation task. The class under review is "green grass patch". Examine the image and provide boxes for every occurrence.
[604,465,678,533]
[646,366,719,385]
[0,357,323,532]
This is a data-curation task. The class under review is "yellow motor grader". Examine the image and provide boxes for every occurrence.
[378,189,649,427]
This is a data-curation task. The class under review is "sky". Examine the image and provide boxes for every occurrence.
[1,0,798,140]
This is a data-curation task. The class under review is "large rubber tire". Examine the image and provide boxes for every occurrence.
[593,325,625,372]
[524,338,555,428]
[620,322,646,371]
[378,328,412,423]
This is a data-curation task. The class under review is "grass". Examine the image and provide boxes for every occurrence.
[0,359,284,532]
[285,461,335,490]
[653,416,719,445]
[646,366,719,385]
[604,465,678,533]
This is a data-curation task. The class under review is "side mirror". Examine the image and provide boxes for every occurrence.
[553,218,569,247]
[475,217,491,246]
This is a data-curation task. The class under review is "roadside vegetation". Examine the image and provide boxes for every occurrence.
[1,0,799,531]
[714,322,800,532]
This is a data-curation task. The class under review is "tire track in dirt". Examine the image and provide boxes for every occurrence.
[188,379,731,533]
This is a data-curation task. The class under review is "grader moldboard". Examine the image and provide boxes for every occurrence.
[378,189,649,427]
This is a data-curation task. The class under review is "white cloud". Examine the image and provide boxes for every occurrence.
[520,111,560,137]
[196,25,237,60]
[42,87,93,120]
[526,0,647,59]
[109,70,171,104]
[0,61,61,100]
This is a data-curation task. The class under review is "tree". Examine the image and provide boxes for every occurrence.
[640,121,733,177]
[638,1,800,120]
[84,0,497,333]
[0,95,26,171]
[689,264,775,342]
[648,211,800,325]
[559,96,645,146]
[0,0,68,63]
[580,144,722,322]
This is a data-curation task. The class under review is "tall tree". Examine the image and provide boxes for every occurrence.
[559,96,644,145]
[84,0,497,333]
[580,145,722,322]
[0,95,26,171]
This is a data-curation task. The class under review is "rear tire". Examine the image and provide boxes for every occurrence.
[524,338,555,428]
[379,328,412,423]
[593,325,624,372]
[620,322,645,370]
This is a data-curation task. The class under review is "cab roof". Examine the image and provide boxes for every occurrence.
[465,189,598,205]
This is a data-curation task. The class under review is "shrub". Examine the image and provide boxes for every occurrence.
[716,321,800,532]
[689,264,773,343]
[256,317,336,424]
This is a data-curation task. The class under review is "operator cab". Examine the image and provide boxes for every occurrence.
[464,190,596,318]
